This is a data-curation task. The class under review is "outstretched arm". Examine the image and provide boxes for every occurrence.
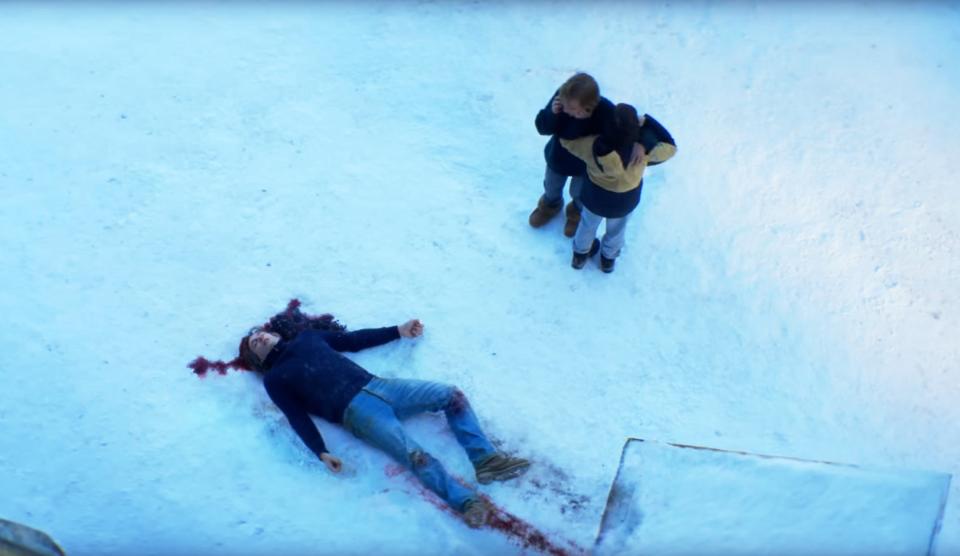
[322,326,402,352]
[264,376,333,465]
[323,318,423,352]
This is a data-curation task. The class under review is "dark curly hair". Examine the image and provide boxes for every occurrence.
[237,299,346,372]
[190,299,345,377]
[610,103,641,147]
[600,103,641,166]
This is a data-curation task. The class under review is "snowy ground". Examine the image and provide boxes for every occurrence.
[1,2,958,555]
[597,439,952,555]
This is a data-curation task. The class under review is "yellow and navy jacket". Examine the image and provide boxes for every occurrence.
[560,114,676,218]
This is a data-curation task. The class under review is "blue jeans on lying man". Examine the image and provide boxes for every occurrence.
[342,377,497,511]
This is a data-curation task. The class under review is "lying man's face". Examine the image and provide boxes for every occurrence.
[248,329,281,363]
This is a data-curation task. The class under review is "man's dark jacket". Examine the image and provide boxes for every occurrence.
[261,326,399,459]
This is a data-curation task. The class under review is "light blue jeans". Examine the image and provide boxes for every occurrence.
[573,205,631,259]
[342,378,496,512]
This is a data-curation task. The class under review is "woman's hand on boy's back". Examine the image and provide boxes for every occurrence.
[630,143,647,166]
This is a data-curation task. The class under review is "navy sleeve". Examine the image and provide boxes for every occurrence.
[535,90,561,135]
[639,114,676,163]
[264,375,328,459]
[322,326,400,353]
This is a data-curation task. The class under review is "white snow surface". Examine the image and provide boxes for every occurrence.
[596,439,951,556]
[1,2,958,555]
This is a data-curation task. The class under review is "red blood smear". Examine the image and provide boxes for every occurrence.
[385,465,586,556]
[384,463,406,478]
[446,389,472,415]
[485,501,586,556]
[188,356,247,377]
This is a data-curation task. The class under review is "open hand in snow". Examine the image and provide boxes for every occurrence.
[320,453,343,474]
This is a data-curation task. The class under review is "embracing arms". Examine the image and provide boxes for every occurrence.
[636,113,677,166]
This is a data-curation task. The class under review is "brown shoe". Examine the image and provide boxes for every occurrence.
[563,202,581,237]
[528,196,562,228]
[475,453,531,484]
[462,497,492,528]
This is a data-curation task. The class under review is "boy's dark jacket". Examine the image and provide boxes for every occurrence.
[261,326,400,459]
[535,90,615,176]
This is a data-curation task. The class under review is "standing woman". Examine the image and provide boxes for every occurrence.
[560,104,676,273]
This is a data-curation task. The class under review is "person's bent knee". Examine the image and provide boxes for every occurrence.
[445,387,471,415]
[409,449,434,469]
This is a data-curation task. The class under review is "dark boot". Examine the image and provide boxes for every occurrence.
[563,202,581,238]
[528,196,562,228]
[600,254,616,273]
[571,239,600,270]
[475,453,531,484]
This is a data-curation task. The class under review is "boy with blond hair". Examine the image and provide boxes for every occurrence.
[530,73,615,237]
